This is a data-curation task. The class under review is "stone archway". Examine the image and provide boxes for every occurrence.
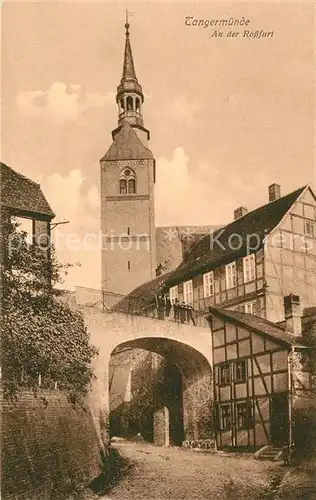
[108,337,213,447]
[81,308,214,448]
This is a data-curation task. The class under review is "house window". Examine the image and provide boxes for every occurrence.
[220,404,231,430]
[16,216,33,245]
[244,301,256,315]
[225,262,237,290]
[304,220,316,238]
[169,285,178,305]
[234,360,247,383]
[119,168,136,195]
[243,254,256,283]
[183,279,193,305]
[128,260,131,270]
[236,401,254,429]
[203,271,214,298]
[219,363,231,386]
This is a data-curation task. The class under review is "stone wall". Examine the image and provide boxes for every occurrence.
[1,389,104,500]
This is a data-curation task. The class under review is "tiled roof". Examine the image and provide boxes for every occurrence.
[101,121,153,161]
[164,186,306,287]
[209,307,296,345]
[0,163,55,218]
[112,271,173,313]
[303,307,316,318]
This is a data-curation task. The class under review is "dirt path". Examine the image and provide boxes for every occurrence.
[103,442,282,499]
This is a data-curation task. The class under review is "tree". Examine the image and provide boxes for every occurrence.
[1,216,98,399]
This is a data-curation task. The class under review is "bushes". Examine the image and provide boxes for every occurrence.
[1,217,98,400]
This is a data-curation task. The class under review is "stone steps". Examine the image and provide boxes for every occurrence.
[254,445,284,461]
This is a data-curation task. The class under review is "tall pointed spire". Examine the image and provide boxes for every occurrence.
[115,14,147,136]
[122,16,137,82]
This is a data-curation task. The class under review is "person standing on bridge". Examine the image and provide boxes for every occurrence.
[180,301,186,324]
[173,298,180,322]
[186,304,196,326]
[165,294,172,318]
[157,294,165,320]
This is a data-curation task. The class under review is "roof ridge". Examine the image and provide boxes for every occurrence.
[1,162,41,188]
[1,162,55,217]
[209,306,296,345]
[101,120,153,161]
[216,185,306,233]
[122,121,152,154]
[213,306,287,331]
[186,185,307,259]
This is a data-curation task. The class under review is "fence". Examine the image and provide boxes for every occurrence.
[75,286,207,327]
[75,286,124,311]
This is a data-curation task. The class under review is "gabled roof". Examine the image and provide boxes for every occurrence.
[208,307,296,346]
[164,185,307,287]
[112,271,173,314]
[0,163,55,218]
[101,121,153,161]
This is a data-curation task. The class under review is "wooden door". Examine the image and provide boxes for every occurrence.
[270,393,289,446]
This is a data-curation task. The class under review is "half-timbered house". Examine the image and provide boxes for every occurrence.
[208,298,316,451]
[163,184,316,324]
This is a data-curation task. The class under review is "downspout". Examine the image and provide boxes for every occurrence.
[208,313,218,451]
[288,345,295,456]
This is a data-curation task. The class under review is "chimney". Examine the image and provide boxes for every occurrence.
[268,183,281,202]
[234,206,248,220]
[284,294,302,335]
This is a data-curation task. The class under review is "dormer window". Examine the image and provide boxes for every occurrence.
[119,168,136,195]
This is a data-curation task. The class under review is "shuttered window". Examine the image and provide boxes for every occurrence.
[183,279,193,305]
[225,262,237,289]
[203,271,214,298]
[243,254,256,283]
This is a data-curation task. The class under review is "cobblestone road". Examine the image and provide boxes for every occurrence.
[103,442,282,499]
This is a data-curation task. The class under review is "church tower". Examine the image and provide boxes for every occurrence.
[100,19,157,297]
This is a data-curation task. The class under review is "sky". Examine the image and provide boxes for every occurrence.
[1,1,315,289]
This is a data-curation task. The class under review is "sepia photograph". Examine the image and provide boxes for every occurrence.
[1,1,315,498]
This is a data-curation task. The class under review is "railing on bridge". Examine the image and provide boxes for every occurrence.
[75,286,207,327]
[75,286,123,311]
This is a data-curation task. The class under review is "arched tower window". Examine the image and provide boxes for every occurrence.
[119,168,136,195]
[128,178,136,194]
[135,98,140,113]
[119,178,127,194]
[126,96,133,111]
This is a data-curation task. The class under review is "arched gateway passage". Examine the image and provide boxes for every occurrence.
[82,308,214,447]
[109,338,213,446]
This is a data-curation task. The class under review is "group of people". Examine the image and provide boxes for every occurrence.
[155,294,196,325]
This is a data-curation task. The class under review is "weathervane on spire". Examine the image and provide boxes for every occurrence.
[125,9,133,35]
